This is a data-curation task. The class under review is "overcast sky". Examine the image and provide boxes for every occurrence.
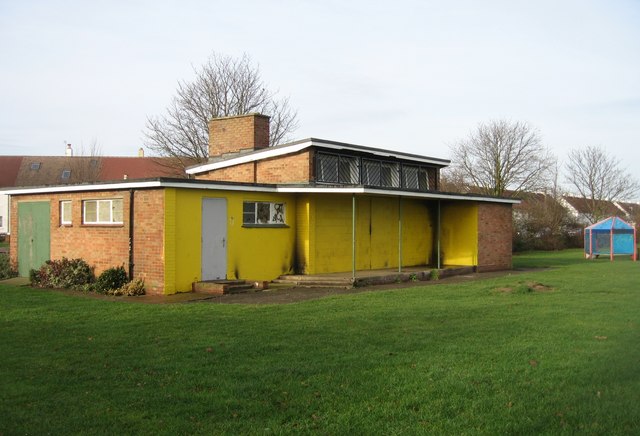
[1,0,639,196]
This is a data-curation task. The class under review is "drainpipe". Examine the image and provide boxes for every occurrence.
[437,200,441,269]
[398,196,402,273]
[128,189,135,279]
[352,194,356,282]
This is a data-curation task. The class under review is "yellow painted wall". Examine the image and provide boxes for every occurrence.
[168,188,296,293]
[298,194,433,274]
[440,202,478,266]
[401,199,433,266]
[312,194,355,273]
[162,189,476,293]
[295,195,314,274]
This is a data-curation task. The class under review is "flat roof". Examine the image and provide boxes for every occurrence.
[186,138,451,175]
[1,177,519,204]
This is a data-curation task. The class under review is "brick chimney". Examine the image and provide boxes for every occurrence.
[208,113,270,158]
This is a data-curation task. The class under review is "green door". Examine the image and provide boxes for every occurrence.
[18,201,51,277]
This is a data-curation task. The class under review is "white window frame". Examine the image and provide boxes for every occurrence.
[82,199,123,225]
[242,201,286,226]
[60,200,72,225]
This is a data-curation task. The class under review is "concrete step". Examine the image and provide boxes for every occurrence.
[272,278,353,288]
[224,283,255,294]
[193,280,255,295]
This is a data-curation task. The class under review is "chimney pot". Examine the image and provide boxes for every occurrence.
[138,147,144,157]
[65,144,73,157]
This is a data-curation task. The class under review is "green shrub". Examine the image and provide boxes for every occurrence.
[0,253,17,280]
[429,269,440,281]
[30,258,94,290]
[106,278,145,296]
[95,266,128,294]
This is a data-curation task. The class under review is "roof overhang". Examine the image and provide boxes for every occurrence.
[186,138,450,175]
[1,178,519,204]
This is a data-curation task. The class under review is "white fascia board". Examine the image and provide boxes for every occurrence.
[276,186,520,204]
[159,182,277,193]
[2,181,165,195]
[186,139,450,174]
[3,180,518,204]
[186,141,313,174]
[2,180,279,196]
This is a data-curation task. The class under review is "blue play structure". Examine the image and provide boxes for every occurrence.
[584,216,637,261]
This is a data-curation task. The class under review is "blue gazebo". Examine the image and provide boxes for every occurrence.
[584,216,637,261]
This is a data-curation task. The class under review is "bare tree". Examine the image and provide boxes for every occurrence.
[439,166,469,193]
[565,145,639,223]
[449,120,555,197]
[513,164,580,251]
[144,53,298,170]
[67,140,102,183]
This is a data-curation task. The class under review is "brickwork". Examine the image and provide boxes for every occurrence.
[477,203,513,271]
[209,114,270,157]
[10,189,166,294]
[196,150,315,184]
[256,151,313,183]
[196,162,256,183]
[132,190,165,294]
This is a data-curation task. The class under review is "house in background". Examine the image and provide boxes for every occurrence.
[0,156,24,235]
[561,195,640,226]
[0,151,186,236]
[5,114,518,294]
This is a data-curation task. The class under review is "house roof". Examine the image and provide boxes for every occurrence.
[562,195,622,216]
[0,156,23,187]
[2,155,187,188]
[618,201,640,217]
[1,177,520,204]
[98,157,186,180]
[186,138,451,175]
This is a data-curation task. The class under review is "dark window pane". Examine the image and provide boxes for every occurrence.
[318,154,339,183]
[257,203,270,224]
[362,160,380,186]
[381,162,400,188]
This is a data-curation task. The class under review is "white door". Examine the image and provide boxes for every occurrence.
[201,198,227,280]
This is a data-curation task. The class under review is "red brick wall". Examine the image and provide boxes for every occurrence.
[195,150,314,184]
[132,190,164,294]
[256,151,313,183]
[196,162,256,183]
[477,203,513,271]
[10,189,166,294]
[209,114,270,157]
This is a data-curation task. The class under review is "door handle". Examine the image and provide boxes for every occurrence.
[222,237,226,248]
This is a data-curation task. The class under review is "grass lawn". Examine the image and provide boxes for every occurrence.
[1,249,639,434]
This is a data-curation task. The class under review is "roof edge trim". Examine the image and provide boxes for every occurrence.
[186,139,450,174]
